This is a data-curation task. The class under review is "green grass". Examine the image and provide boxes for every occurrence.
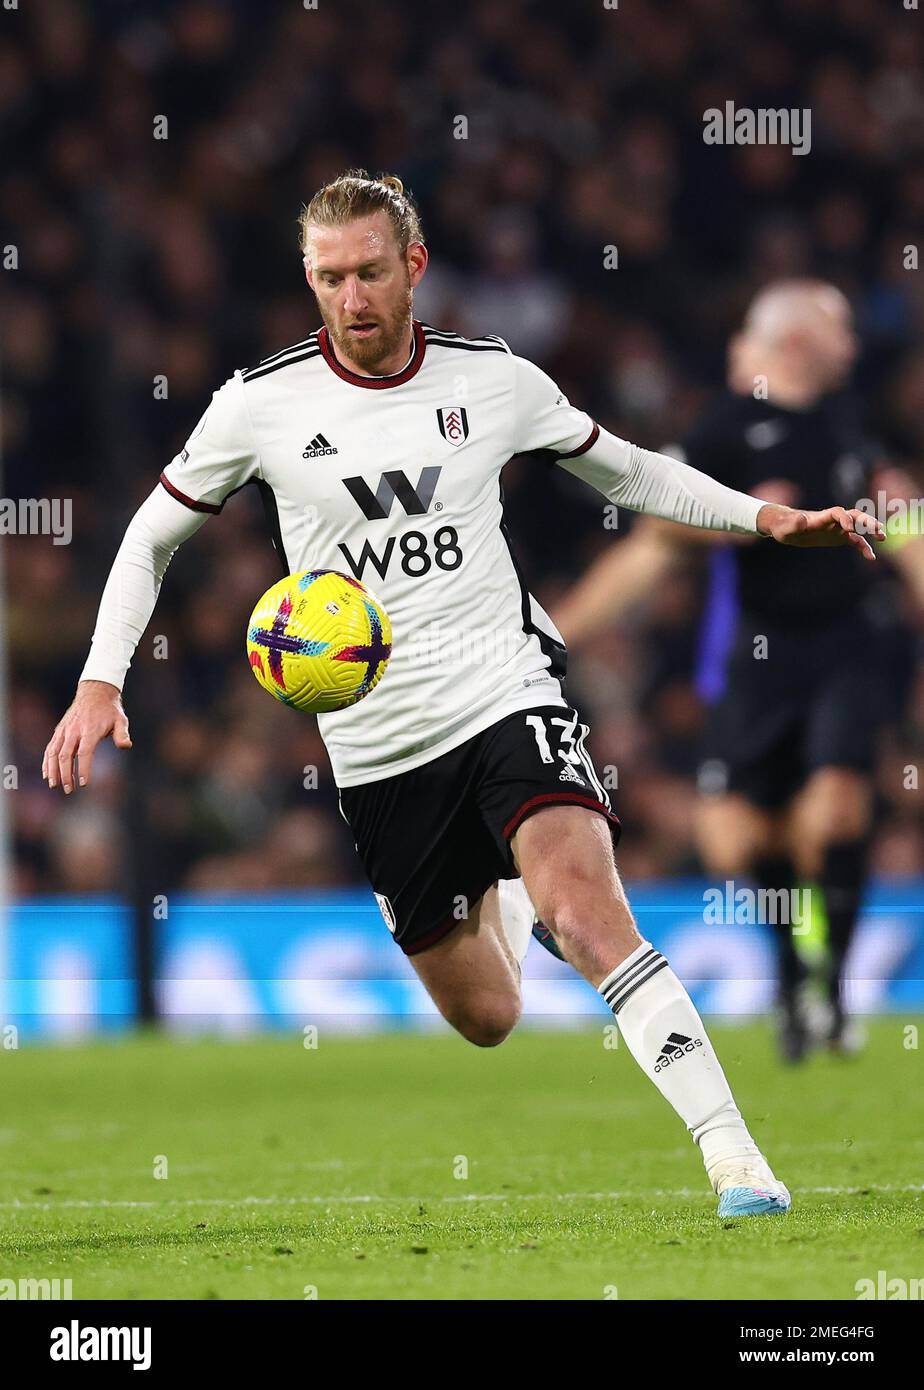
[0,1020,921,1300]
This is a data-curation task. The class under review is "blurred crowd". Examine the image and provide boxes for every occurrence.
[4,0,924,898]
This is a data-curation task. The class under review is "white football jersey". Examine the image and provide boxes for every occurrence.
[159,321,598,787]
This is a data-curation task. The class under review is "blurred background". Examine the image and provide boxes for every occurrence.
[3,0,923,1034]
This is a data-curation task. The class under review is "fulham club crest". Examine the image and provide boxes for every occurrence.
[374,892,397,933]
[437,406,469,446]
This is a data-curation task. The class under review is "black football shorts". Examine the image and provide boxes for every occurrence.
[697,614,892,810]
[337,704,620,954]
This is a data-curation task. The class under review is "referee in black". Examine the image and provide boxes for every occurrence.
[554,280,922,1061]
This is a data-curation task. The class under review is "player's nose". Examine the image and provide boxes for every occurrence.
[342,276,368,314]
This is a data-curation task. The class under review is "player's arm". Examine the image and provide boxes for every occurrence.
[550,468,803,647]
[42,490,209,792]
[559,431,881,553]
[510,357,882,565]
[549,413,786,644]
[557,482,884,648]
[551,519,682,647]
[43,373,261,793]
[631,479,804,549]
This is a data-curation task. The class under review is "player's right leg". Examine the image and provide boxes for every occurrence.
[511,802,791,1218]
[472,706,790,1218]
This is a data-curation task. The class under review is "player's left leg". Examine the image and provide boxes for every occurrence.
[408,883,524,1047]
[512,803,791,1217]
[786,765,873,1053]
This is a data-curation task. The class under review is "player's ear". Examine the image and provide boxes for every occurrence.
[302,255,314,291]
[406,240,428,289]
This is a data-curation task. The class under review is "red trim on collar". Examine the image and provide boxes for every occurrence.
[318,320,426,388]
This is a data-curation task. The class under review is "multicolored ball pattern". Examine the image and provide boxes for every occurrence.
[246,570,392,713]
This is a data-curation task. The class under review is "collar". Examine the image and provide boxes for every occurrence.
[318,320,426,389]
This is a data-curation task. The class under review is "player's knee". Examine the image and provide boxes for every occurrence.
[700,840,750,879]
[794,770,871,852]
[698,800,771,877]
[450,994,520,1048]
[823,794,869,843]
[699,826,753,878]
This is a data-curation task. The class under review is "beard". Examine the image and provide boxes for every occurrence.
[325,280,414,372]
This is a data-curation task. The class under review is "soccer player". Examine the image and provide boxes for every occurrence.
[43,174,881,1217]
[554,280,922,1060]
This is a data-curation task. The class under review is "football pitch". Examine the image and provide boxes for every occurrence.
[0,1021,920,1301]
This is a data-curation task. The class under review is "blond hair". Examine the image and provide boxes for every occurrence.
[298,169,424,255]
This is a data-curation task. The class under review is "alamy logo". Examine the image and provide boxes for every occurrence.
[303,433,338,458]
[0,1276,72,1300]
[856,490,924,538]
[703,101,811,156]
[0,498,72,545]
[703,880,811,930]
[855,1270,924,1300]
[343,467,442,520]
[437,406,469,446]
[50,1320,151,1370]
[654,1031,703,1073]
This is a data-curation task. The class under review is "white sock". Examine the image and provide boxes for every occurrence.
[496,877,536,967]
[598,940,760,1176]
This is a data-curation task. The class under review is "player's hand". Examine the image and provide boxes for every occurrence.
[42,680,132,793]
[756,503,883,561]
